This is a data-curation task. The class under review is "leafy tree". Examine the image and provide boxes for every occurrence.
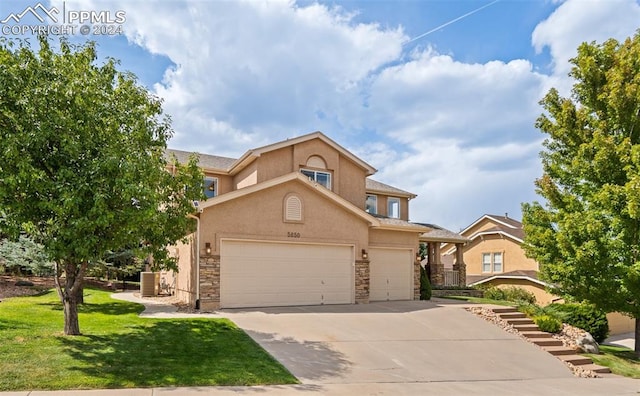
[522,31,640,352]
[0,37,203,335]
[0,234,53,276]
[97,249,145,290]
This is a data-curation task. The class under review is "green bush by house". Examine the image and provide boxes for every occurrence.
[533,314,563,333]
[483,286,536,304]
[544,303,609,343]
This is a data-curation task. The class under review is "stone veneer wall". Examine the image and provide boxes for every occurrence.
[355,259,370,304]
[430,263,444,286]
[199,255,220,311]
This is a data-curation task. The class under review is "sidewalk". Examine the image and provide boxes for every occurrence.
[604,332,635,350]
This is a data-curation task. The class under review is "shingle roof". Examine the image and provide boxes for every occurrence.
[415,222,469,243]
[371,215,430,231]
[366,178,415,198]
[485,214,523,229]
[477,224,525,241]
[166,148,237,171]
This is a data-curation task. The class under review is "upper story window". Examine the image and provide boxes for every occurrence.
[366,194,377,214]
[387,197,400,219]
[301,169,331,189]
[482,252,503,273]
[203,176,218,199]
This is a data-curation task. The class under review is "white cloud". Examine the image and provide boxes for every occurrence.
[532,0,640,79]
[50,0,640,230]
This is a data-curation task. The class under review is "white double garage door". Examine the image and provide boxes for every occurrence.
[220,240,414,308]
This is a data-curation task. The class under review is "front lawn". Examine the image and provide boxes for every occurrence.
[585,345,640,378]
[0,289,297,390]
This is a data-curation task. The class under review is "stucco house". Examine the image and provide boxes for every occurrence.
[441,214,556,305]
[163,132,464,310]
[441,214,634,335]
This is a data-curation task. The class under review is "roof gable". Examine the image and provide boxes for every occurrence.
[198,172,379,225]
[459,214,524,243]
[230,131,377,176]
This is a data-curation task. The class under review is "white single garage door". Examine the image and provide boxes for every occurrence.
[220,240,354,308]
[369,248,413,301]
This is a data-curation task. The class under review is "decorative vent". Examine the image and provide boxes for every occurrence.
[306,155,327,169]
[284,195,303,222]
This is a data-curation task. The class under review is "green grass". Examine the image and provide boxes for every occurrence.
[0,289,297,391]
[585,345,640,378]
[439,295,516,306]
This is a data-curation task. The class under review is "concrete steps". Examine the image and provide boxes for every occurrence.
[542,346,577,356]
[490,307,611,375]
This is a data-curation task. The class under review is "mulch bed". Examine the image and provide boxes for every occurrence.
[0,275,56,299]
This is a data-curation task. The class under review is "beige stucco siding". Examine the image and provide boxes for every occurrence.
[256,146,294,183]
[369,229,419,250]
[172,234,197,305]
[607,312,635,335]
[481,278,556,306]
[464,235,538,275]
[293,140,340,175]
[199,180,369,255]
[337,154,367,208]
[234,163,258,190]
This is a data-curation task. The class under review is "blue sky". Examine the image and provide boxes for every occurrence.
[2,0,640,231]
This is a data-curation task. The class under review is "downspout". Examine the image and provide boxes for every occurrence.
[187,213,200,309]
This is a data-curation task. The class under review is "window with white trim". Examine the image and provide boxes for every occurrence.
[387,197,400,219]
[482,253,491,273]
[203,176,218,199]
[482,252,503,273]
[301,169,331,189]
[366,194,377,214]
[493,252,503,272]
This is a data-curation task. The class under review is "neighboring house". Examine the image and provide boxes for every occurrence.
[442,214,635,335]
[442,214,557,305]
[163,132,463,310]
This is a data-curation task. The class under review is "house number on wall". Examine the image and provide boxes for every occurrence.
[287,232,301,238]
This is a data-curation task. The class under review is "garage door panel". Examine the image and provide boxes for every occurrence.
[221,240,354,308]
[369,248,413,301]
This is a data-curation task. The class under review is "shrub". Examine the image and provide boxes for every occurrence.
[483,286,536,304]
[483,286,505,301]
[517,302,545,317]
[420,265,431,300]
[502,286,537,304]
[544,303,609,343]
[533,314,562,333]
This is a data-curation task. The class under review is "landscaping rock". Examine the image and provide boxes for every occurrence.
[15,280,34,287]
[577,333,600,354]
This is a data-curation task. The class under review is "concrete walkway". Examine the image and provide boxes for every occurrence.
[605,332,636,350]
[2,292,639,396]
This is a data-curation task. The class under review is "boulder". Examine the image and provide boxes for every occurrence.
[15,280,34,287]
[577,333,600,354]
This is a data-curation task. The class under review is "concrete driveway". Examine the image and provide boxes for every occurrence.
[222,299,574,385]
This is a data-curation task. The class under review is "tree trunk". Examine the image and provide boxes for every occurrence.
[75,283,84,304]
[635,317,640,355]
[53,260,86,336]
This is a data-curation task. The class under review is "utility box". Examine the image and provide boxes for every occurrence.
[140,272,159,297]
